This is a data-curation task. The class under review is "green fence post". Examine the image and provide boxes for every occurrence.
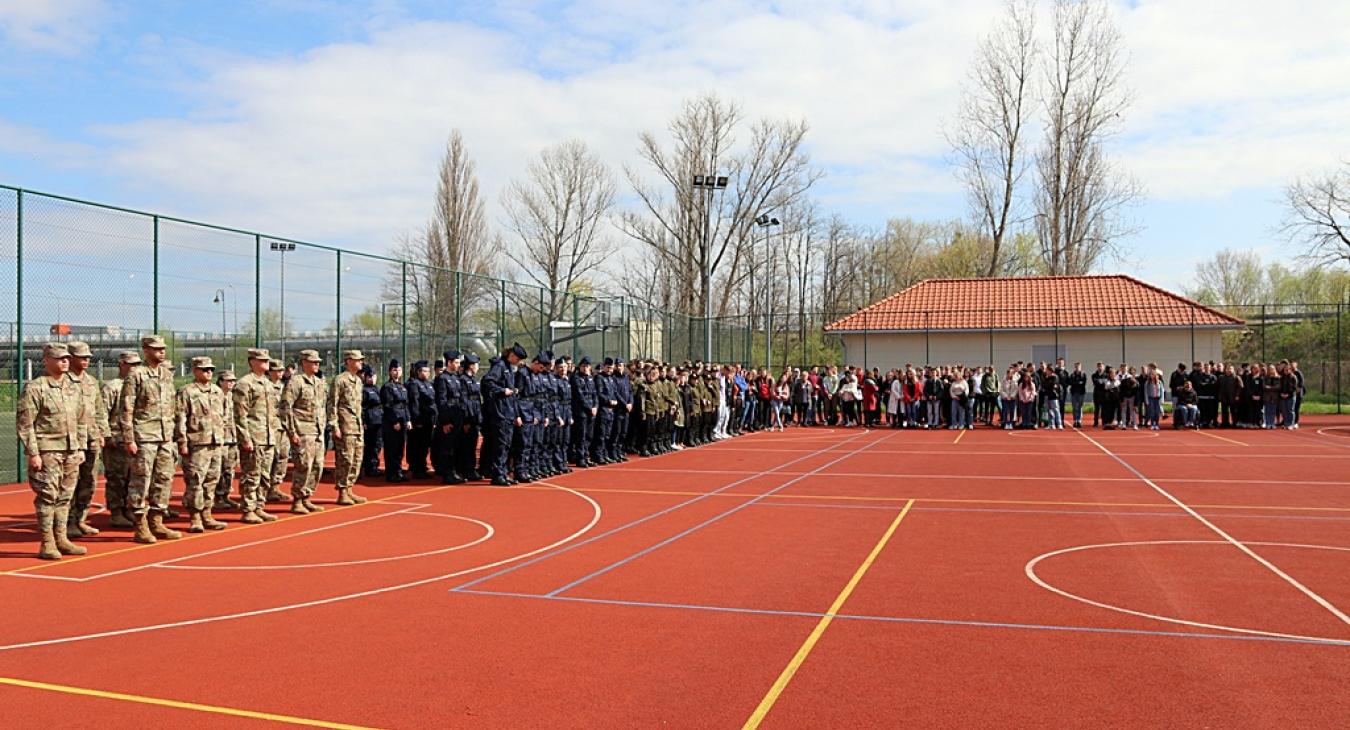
[454,271,462,351]
[152,215,160,333]
[15,189,24,482]
[253,234,262,347]
[539,287,546,353]
[401,262,408,367]
[335,251,342,360]
[572,298,579,362]
[1260,303,1267,363]
[498,280,506,353]
[1337,302,1343,415]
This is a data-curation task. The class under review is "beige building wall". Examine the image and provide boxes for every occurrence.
[840,328,1224,370]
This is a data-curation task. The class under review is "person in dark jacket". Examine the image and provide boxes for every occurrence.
[455,355,483,481]
[593,358,619,464]
[380,360,410,482]
[406,361,437,479]
[570,357,598,466]
[1090,363,1108,427]
[1067,362,1088,428]
[611,360,633,460]
[1099,367,1120,429]
[360,365,384,477]
[482,344,526,486]
[1216,363,1240,428]
[510,350,550,483]
[1174,380,1199,428]
[434,350,465,484]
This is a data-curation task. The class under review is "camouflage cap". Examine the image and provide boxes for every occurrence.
[247,347,270,361]
[191,356,216,370]
[68,341,93,357]
[117,350,142,365]
[268,359,285,372]
[343,349,364,361]
[141,335,167,349]
[218,369,237,381]
[299,349,321,363]
[43,342,70,358]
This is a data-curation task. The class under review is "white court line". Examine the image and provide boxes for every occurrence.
[0,482,602,653]
[586,465,1350,486]
[1076,430,1350,630]
[1027,540,1350,643]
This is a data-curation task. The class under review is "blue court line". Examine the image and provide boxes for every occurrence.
[751,502,1350,522]
[448,431,871,592]
[454,589,1350,648]
[543,432,896,597]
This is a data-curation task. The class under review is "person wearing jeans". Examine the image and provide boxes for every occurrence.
[1067,363,1087,428]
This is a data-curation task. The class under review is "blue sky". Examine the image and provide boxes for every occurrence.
[2,0,1348,318]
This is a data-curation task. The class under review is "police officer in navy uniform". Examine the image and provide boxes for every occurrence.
[456,354,483,481]
[482,344,525,486]
[611,359,632,462]
[512,351,550,483]
[406,360,437,479]
[381,359,410,482]
[593,358,618,464]
[435,350,465,484]
[570,356,598,466]
[553,357,574,475]
[359,364,383,477]
[536,352,557,478]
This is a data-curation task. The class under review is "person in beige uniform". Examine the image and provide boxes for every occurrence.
[234,348,278,524]
[102,350,140,529]
[214,369,240,511]
[263,359,291,503]
[176,356,229,533]
[67,341,110,538]
[121,335,182,543]
[17,343,88,560]
[329,349,368,505]
[282,349,327,514]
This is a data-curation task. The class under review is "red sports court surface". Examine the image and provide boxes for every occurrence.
[2,419,1349,728]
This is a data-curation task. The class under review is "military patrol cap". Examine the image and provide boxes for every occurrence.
[413,359,429,371]
[463,353,480,366]
[68,341,93,357]
[534,351,553,365]
[117,350,142,365]
[43,342,71,358]
[388,358,401,370]
[191,356,216,370]
[360,364,374,377]
[603,357,614,367]
[509,342,528,359]
[268,359,285,372]
[579,356,592,366]
[443,350,461,362]
[247,348,270,361]
[218,369,237,382]
[343,349,364,361]
[299,349,321,363]
[141,335,167,349]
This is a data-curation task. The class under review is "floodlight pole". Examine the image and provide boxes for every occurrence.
[694,173,728,362]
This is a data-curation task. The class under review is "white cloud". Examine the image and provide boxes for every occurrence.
[0,0,105,53]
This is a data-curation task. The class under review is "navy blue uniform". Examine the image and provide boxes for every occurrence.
[593,371,618,462]
[481,358,519,482]
[511,367,542,480]
[553,373,573,472]
[455,369,482,479]
[611,371,633,459]
[381,380,410,480]
[407,377,437,478]
[570,371,597,464]
[434,369,464,482]
[361,382,384,475]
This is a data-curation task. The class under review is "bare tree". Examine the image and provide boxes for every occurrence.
[1282,162,1350,267]
[1034,0,1139,275]
[947,0,1036,277]
[502,140,617,324]
[1185,249,1268,307]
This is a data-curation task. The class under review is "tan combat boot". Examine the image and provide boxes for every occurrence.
[76,508,100,536]
[132,513,157,544]
[187,511,205,534]
[266,490,287,504]
[347,488,368,504]
[256,508,278,523]
[108,508,134,529]
[335,488,356,506]
[302,498,324,513]
[36,506,61,560]
[149,512,182,540]
[52,506,88,555]
[241,509,264,525]
[289,498,310,515]
[201,509,227,530]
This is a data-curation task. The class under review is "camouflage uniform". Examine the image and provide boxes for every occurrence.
[329,351,367,504]
[214,370,240,508]
[121,337,180,541]
[262,362,291,502]
[234,349,277,523]
[282,350,327,512]
[176,357,229,532]
[101,354,134,527]
[17,343,88,559]
[67,341,109,535]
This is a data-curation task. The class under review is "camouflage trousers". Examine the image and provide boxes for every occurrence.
[30,450,85,509]
[290,436,324,499]
[334,431,363,490]
[263,433,290,496]
[128,441,176,517]
[70,445,101,521]
[215,443,239,500]
[181,444,223,513]
[103,443,131,512]
[238,444,275,513]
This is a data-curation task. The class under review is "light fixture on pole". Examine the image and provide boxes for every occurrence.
[693,173,729,361]
[269,241,296,359]
[755,214,780,369]
[212,288,227,337]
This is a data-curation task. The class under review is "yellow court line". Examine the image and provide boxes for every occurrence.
[953,429,966,445]
[1195,430,1248,447]
[0,676,382,728]
[3,484,452,576]
[742,499,915,730]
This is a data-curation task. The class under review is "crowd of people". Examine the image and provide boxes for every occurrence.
[16,336,1312,562]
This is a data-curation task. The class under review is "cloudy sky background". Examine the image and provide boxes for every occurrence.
[2,0,1348,296]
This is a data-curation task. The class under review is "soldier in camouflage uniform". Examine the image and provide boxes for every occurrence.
[234,348,278,524]
[329,350,368,505]
[17,343,88,560]
[262,359,291,503]
[102,350,140,529]
[67,341,109,537]
[176,356,229,533]
[282,349,327,514]
[121,335,182,543]
[214,369,240,510]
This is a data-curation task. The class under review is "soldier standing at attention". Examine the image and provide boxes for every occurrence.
[175,356,229,533]
[554,357,574,475]
[612,360,633,462]
[234,349,278,524]
[406,360,437,479]
[262,359,290,504]
[455,354,483,481]
[214,369,240,511]
[283,349,327,515]
[381,359,410,483]
[121,335,181,543]
[67,341,109,537]
[361,364,383,478]
[592,358,617,464]
[483,344,526,486]
[18,343,87,560]
[434,350,465,484]
[570,357,598,466]
[513,350,550,483]
[102,350,140,529]
[329,350,368,505]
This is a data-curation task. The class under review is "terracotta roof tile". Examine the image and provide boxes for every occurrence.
[824,275,1244,332]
